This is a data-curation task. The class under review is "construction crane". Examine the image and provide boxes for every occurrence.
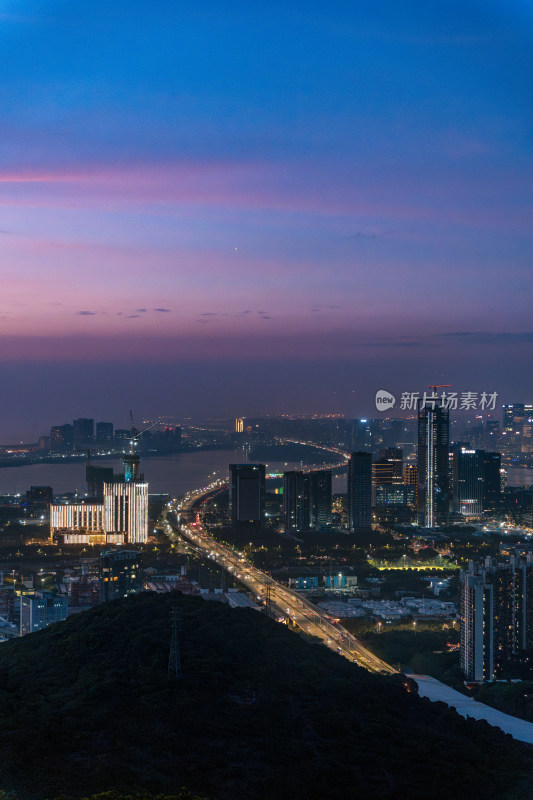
[124,411,164,482]
[428,384,452,396]
[129,410,162,444]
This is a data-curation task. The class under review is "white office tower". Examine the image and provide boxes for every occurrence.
[103,481,148,543]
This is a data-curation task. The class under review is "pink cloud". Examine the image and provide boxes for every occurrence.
[0,158,529,231]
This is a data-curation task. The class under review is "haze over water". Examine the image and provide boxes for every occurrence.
[0,449,347,496]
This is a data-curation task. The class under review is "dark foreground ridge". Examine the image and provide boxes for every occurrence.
[0,593,531,800]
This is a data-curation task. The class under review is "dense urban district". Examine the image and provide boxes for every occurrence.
[1,402,533,797]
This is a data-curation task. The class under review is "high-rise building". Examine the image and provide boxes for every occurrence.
[460,565,492,682]
[229,464,265,530]
[503,404,526,432]
[96,422,114,443]
[374,485,415,507]
[23,486,53,519]
[235,417,244,433]
[86,463,114,500]
[123,444,141,483]
[115,429,132,448]
[369,419,384,452]
[154,426,182,452]
[103,482,149,541]
[73,418,94,449]
[50,451,148,545]
[462,425,483,449]
[26,486,53,504]
[373,448,403,503]
[347,452,372,530]
[373,448,410,520]
[283,470,332,532]
[283,471,311,532]
[461,556,533,681]
[485,419,500,447]
[417,399,449,528]
[20,591,68,636]
[309,470,332,529]
[450,447,484,518]
[377,448,403,479]
[99,549,142,602]
[381,419,405,449]
[483,452,502,511]
[50,424,74,452]
[403,464,418,509]
[350,419,372,452]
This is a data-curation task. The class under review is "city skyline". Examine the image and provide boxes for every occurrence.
[0,1,532,437]
[0,387,529,443]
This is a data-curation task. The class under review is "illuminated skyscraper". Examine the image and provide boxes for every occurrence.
[309,470,333,529]
[460,565,493,682]
[461,556,533,681]
[283,471,311,532]
[350,419,372,452]
[417,399,449,527]
[372,448,403,503]
[283,470,332,532]
[347,452,372,530]
[502,404,529,432]
[403,464,418,509]
[450,447,484,518]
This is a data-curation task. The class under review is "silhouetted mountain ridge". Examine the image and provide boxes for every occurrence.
[0,593,530,800]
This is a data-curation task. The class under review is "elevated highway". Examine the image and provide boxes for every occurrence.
[162,480,395,675]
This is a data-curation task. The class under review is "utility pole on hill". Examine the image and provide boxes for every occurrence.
[168,606,181,679]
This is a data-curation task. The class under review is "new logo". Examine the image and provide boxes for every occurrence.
[375,390,396,410]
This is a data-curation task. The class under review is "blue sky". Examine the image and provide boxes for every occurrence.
[0,1,531,435]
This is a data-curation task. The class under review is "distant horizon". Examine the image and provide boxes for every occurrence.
[1,399,524,444]
[1,2,531,443]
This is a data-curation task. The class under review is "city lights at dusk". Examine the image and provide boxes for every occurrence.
[1,4,533,800]
[0,1,532,436]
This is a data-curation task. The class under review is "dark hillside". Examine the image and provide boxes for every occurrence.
[0,593,530,800]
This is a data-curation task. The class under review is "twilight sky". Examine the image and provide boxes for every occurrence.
[0,0,532,438]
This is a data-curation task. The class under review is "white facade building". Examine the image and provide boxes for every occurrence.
[50,481,148,545]
[103,481,148,543]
